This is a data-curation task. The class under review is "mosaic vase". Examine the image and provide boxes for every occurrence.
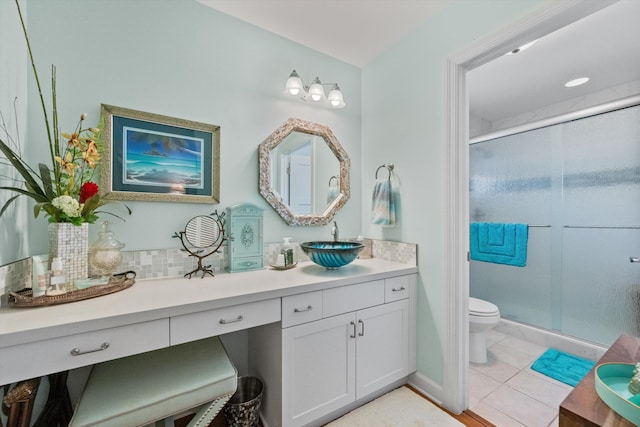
[48,222,89,285]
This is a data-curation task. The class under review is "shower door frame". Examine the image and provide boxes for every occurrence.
[469,98,640,337]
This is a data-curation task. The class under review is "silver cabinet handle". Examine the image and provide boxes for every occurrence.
[219,315,244,324]
[358,319,365,336]
[392,286,406,292]
[70,342,109,356]
[294,305,313,313]
[350,321,356,338]
[631,257,640,263]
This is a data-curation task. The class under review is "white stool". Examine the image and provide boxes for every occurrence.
[69,336,237,427]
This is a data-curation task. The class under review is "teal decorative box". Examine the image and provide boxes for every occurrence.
[226,203,264,272]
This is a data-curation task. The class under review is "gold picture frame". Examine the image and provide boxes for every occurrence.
[100,104,220,204]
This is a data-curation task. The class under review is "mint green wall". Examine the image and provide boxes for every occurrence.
[7,0,361,263]
[3,0,553,407]
[0,0,28,265]
[361,0,543,392]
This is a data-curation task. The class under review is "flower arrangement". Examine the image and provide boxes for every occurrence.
[0,0,129,225]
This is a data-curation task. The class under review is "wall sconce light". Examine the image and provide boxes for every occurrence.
[285,70,346,109]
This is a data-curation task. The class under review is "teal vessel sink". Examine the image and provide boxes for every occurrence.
[594,363,640,425]
[300,241,365,269]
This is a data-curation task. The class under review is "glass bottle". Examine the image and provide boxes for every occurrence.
[281,237,294,266]
[90,221,125,278]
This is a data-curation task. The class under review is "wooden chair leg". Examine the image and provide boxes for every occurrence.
[2,378,41,427]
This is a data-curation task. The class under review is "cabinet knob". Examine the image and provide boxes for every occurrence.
[391,286,406,292]
[350,321,356,339]
[294,305,313,313]
[358,319,365,336]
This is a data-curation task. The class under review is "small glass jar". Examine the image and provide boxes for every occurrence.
[90,221,125,278]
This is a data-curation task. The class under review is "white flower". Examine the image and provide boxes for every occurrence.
[52,195,81,218]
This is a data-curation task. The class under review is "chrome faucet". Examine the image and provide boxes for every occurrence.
[331,221,339,242]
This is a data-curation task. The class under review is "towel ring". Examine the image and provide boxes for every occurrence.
[375,163,394,180]
[328,175,339,186]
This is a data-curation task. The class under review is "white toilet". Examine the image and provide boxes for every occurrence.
[469,297,501,364]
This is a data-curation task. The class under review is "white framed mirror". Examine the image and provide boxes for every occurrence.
[258,118,350,226]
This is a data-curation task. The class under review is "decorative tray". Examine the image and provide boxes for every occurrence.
[270,262,298,271]
[8,271,136,308]
[594,363,640,425]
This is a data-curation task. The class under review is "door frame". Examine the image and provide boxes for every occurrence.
[442,0,617,413]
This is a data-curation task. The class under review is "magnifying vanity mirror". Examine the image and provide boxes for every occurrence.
[259,118,350,226]
[173,211,227,278]
[185,215,220,247]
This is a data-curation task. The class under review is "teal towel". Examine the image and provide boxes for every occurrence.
[470,222,528,267]
[531,348,595,387]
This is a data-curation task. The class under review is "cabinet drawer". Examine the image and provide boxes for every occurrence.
[385,275,411,302]
[323,280,385,318]
[282,291,323,328]
[0,319,169,386]
[230,257,264,272]
[171,298,281,345]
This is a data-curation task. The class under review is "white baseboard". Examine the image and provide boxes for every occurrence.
[407,371,447,409]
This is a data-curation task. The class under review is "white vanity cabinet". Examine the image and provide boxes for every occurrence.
[0,257,416,427]
[252,273,416,427]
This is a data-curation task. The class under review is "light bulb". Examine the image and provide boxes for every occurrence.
[285,70,303,96]
[308,77,324,102]
[327,85,345,108]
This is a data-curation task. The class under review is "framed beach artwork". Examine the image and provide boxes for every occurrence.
[100,104,220,203]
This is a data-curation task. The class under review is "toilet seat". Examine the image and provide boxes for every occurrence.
[469,297,500,317]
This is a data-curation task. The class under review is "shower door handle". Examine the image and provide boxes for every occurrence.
[631,257,640,263]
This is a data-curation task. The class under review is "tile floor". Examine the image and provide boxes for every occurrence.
[469,329,575,427]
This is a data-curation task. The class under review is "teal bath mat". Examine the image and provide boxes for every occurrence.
[531,348,595,387]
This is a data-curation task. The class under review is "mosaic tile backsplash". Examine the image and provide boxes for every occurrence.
[0,258,32,296]
[0,238,417,297]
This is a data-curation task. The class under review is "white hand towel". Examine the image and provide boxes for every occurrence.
[327,184,340,204]
[371,178,396,226]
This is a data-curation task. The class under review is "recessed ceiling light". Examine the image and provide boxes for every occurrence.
[505,40,538,55]
[565,77,590,87]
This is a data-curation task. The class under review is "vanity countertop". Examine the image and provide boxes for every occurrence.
[0,258,417,349]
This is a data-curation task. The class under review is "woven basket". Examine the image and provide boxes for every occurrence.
[9,271,136,308]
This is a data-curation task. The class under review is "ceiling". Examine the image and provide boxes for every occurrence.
[197,0,448,68]
[468,0,640,123]
[199,0,640,123]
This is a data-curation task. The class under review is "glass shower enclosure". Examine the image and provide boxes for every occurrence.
[469,102,640,347]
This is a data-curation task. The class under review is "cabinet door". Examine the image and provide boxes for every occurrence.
[282,313,356,427]
[231,217,262,257]
[355,299,409,398]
